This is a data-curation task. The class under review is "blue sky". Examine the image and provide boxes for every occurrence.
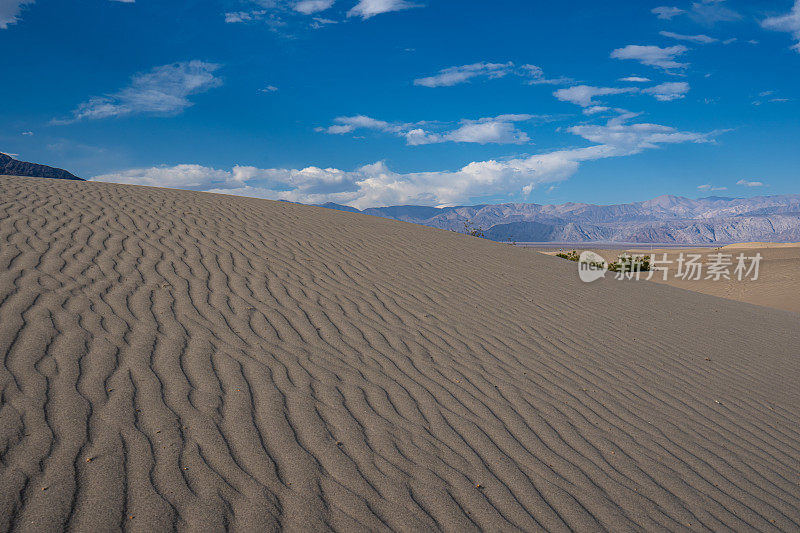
[1,0,799,208]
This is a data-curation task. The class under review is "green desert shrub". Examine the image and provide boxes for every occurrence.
[608,254,651,272]
[463,221,485,238]
[555,250,580,261]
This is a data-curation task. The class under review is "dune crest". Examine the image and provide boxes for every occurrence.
[1,175,799,531]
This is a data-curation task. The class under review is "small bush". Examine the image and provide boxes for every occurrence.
[463,221,485,238]
[554,251,651,273]
[555,250,580,262]
[608,254,651,272]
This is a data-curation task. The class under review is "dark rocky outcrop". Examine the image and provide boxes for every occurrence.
[0,153,83,181]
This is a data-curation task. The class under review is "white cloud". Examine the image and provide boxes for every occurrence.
[518,64,574,85]
[413,62,569,88]
[737,179,766,187]
[260,85,279,92]
[319,115,400,135]
[0,0,34,29]
[690,0,741,24]
[583,106,611,115]
[413,62,514,87]
[55,61,222,123]
[762,0,800,53]
[652,6,685,20]
[619,76,651,83]
[347,0,419,19]
[610,44,689,71]
[569,113,715,150]
[294,0,334,14]
[440,117,532,145]
[318,113,536,145]
[643,81,691,101]
[553,85,638,107]
[93,165,233,189]
[698,184,728,191]
[21,131,33,136]
[224,10,266,23]
[310,16,337,27]
[93,115,717,208]
[659,31,718,44]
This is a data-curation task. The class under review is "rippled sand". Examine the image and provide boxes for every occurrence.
[2,175,799,531]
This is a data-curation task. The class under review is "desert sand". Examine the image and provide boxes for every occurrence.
[721,242,800,250]
[1,175,799,531]
[552,245,800,314]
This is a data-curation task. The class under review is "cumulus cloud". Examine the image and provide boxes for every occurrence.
[318,114,536,145]
[413,62,569,88]
[568,113,715,150]
[643,81,691,101]
[347,0,419,19]
[659,31,718,44]
[55,61,222,123]
[652,6,685,20]
[0,0,34,29]
[619,76,651,83]
[553,85,638,107]
[93,165,233,189]
[93,115,717,208]
[762,0,800,53]
[610,44,689,71]
[737,179,766,187]
[434,116,533,145]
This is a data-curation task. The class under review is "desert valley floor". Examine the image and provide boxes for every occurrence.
[1,175,799,531]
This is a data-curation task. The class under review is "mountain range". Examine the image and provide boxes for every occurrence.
[317,194,800,244]
[0,153,83,181]
[1,153,795,244]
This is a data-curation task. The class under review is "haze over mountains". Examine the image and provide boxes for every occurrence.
[319,194,800,244]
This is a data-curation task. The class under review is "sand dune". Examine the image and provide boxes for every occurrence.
[557,246,800,314]
[1,175,799,531]
[652,245,800,314]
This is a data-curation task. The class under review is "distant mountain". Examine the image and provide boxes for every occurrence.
[316,194,800,244]
[0,153,83,181]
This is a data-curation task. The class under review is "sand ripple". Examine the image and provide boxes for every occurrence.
[1,176,799,531]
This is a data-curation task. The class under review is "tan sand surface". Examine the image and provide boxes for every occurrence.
[722,242,800,250]
[552,246,800,314]
[1,175,800,531]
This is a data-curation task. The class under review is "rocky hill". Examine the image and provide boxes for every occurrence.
[0,153,83,181]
